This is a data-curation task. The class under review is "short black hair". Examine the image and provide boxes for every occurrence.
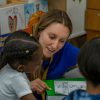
[78,37,100,85]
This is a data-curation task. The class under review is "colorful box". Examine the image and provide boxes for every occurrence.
[0,4,25,35]
[0,0,7,5]
[0,33,11,49]
[24,2,35,27]
[45,78,86,100]
[24,0,48,27]
[33,0,48,12]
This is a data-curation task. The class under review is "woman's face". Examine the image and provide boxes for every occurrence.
[39,23,70,58]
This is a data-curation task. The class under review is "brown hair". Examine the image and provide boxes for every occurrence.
[33,9,72,40]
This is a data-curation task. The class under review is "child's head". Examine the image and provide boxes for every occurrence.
[78,38,100,86]
[4,30,33,44]
[0,30,42,73]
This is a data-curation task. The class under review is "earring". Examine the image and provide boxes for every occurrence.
[17,65,25,72]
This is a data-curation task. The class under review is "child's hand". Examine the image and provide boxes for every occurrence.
[31,78,51,94]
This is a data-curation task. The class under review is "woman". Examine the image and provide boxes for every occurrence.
[6,9,79,99]
[28,9,79,98]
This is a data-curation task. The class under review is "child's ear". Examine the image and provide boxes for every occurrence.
[17,65,25,72]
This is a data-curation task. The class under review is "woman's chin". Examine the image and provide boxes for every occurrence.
[43,53,52,59]
[43,49,53,59]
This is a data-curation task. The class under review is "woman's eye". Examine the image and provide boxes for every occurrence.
[60,39,66,43]
[50,36,55,39]
[60,40,65,43]
[49,35,56,39]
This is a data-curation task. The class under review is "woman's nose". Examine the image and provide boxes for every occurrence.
[52,40,59,49]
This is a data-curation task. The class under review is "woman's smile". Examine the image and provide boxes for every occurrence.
[39,23,70,58]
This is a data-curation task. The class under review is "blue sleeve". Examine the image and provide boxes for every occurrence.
[47,42,80,79]
[62,96,68,100]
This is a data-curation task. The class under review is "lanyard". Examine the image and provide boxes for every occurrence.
[42,56,53,100]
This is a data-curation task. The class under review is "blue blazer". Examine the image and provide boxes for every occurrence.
[43,42,80,79]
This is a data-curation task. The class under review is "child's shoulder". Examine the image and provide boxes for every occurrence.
[63,89,86,100]
[0,64,24,79]
[63,89,100,100]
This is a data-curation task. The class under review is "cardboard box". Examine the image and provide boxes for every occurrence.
[33,0,48,12]
[24,0,48,27]
[0,4,25,35]
[24,2,35,27]
[0,33,11,48]
[0,0,7,5]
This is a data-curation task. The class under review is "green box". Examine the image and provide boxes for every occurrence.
[45,78,86,96]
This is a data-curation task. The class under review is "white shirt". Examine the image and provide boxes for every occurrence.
[0,64,32,100]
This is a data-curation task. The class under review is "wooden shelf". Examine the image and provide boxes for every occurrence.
[85,0,100,40]
[87,0,100,10]
[47,0,66,11]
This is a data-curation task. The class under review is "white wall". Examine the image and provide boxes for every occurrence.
[67,0,86,38]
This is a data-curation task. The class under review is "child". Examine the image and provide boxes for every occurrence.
[0,30,43,100]
[63,37,100,100]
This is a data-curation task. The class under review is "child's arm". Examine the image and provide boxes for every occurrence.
[20,93,37,100]
[10,75,37,100]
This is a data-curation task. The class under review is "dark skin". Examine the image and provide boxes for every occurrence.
[22,63,51,94]
[21,93,36,100]
[11,59,44,100]
[10,63,37,100]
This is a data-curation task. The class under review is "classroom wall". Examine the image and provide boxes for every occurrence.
[67,0,86,39]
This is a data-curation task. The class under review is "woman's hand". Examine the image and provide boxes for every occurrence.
[31,78,51,94]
